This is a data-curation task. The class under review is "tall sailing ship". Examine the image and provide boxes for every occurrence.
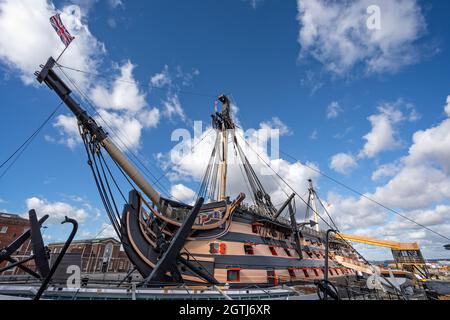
[34,56,381,289]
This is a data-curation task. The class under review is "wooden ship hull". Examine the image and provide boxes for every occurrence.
[121,191,364,287]
[35,56,372,290]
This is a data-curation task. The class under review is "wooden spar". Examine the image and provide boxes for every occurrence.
[217,95,232,201]
[219,128,228,201]
[36,57,173,217]
[307,179,320,232]
[273,193,295,221]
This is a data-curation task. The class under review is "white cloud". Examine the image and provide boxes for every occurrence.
[330,153,357,175]
[164,118,320,209]
[163,93,186,121]
[25,197,89,224]
[97,222,118,239]
[53,114,81,149]
[445,96,450,117]
[325,96,450,259]
[406,103,450,175]
[0,0,105,87]
[297,0,426,75]
[139,108,161,129]
[150,65,171,88]
[91,61,147,113]
[326,101,344,119]
[359,102,406,158]
[0,1,162,151]
[371,162,401,181]
[260,117,292,136]
[171,184,196,203]
[53,60,162,150]
[97,109,144,149]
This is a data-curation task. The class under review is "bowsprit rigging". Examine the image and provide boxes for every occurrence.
[33,55,448,293]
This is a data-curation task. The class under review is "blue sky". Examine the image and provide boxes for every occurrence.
[0,0,449,260]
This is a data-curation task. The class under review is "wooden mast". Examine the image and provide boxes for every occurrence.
[36,57,174,217]
[217,95,232,201]
[308,179,320,232]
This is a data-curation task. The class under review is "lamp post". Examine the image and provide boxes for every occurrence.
[324,228,337,300]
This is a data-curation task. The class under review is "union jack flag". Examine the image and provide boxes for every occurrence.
[50,13,75,47]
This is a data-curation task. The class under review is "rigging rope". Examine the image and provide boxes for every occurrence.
[56,63,217,99]
[0,102,63,181]
[56,65,176,200]
[234,130,416,281]
[278,149,450,242]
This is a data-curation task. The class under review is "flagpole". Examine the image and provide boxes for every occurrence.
[55,44,70,64]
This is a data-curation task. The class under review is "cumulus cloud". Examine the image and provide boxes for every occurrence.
[359,106,402,158]
[297,0,427,75]
[53,61,161,150]
[0,0,105,87]
[371,162,401,181]
[330,153,357,175]
[260,117,292,136]
[171,184,196,203]
[164,116,320,210]
[326,96,450,259]
[0,0,163,151]
[91,61,147,113]
[52,114,82,150]
[359,101,418,159]
[25,197,89,224]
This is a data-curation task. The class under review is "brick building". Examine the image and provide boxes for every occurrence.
[48,238,132,274]
[1,212,132,276]
[0,212,33,275]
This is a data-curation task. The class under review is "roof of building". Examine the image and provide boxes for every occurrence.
[49,237,120,246]
[0,212,28,221]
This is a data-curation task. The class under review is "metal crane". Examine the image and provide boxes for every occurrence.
[337,233,430,279]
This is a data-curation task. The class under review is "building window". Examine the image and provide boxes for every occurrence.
[306,251,313,259]
[0,226,8,234]
[269,246,278,256]
[313,269,319,277]
[227,269,240,282]
[288,268,296,278]
[251,224,258,234]
[283,248,292,257]
[244,245,254,255]
[329,269,334,276]
[303,269,309,277]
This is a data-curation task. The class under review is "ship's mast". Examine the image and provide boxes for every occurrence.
[217,95,233,201]
[307,179,320,232]
[36,57,174,217]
